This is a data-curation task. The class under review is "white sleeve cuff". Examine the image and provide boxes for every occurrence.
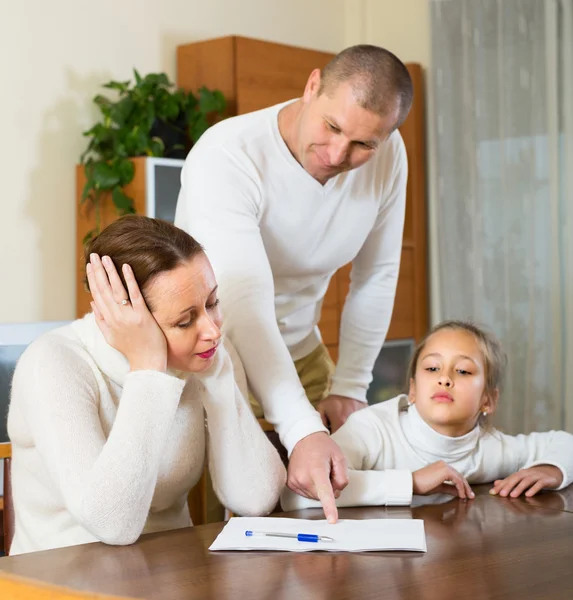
[329,379,368,403]
[527,460,571,490]
[280,414,329,457]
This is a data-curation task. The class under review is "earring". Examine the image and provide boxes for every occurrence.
[482,410,488,417]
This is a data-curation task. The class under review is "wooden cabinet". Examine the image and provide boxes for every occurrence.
[177,36,334,116]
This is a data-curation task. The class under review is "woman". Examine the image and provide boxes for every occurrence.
[8,216,286,555]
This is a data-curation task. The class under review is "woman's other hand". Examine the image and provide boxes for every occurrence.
[86,253,167,372]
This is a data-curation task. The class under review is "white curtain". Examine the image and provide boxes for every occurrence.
[429,0,573,433]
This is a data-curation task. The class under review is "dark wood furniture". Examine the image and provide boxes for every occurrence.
[1,485,572,599]
[0,444,12,556]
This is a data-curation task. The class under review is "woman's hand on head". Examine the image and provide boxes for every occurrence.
[413,461,475,499]
[489,465,563,498]
[86,253,168,372]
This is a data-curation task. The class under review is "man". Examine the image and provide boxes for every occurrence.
[175,44,413,522]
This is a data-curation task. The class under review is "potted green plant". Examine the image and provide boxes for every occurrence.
[79,70,226,243]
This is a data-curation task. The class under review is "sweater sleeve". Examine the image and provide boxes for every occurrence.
[175,145,326,454]
[281,404,412,510]
[196,339,287,516]
[482,429,573,490]
[330,134,408,402]
[12,337,185,545]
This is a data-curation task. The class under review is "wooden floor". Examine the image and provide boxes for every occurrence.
[1,484,573,599]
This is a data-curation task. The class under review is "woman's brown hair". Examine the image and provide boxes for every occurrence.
[84,215,204,309]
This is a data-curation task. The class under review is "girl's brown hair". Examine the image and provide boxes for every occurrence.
[84,215,204,309]
[406,320,507,426]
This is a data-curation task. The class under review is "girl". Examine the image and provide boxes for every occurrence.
[8,216,285,555]
[282,320,573,510]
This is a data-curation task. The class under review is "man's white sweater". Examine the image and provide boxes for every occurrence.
[175,101,407,453]
[281,395,573,510]
[8,314,285,555]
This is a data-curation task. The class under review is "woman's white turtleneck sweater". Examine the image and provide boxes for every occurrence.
[8,314,286,555]
[281,395,573,511]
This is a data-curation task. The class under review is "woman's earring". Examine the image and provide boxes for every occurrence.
[482,410,488,417]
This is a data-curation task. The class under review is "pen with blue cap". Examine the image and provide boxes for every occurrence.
[245,530,334,543]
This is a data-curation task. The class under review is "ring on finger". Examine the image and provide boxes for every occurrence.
[119,299,129,306]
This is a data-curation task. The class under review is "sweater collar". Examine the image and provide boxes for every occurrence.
[400,398,481,462]
[71,313,130,386]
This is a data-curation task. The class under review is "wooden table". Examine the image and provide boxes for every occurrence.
[1,485,573,599]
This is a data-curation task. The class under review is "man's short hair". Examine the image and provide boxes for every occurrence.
[318,45,414,130]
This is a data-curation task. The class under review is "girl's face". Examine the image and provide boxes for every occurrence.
[145,253,222,373]
[408,328,497,437]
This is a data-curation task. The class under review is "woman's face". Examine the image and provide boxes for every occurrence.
[145,253,222,373]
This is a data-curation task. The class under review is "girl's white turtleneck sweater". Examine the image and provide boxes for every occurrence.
[281,395,573,511]
[8,314,286,555]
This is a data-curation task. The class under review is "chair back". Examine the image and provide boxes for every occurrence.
[2,449,14,555]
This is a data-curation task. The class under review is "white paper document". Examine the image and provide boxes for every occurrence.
[209,517,427,553]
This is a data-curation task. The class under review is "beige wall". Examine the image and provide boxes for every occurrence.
[344,0,439,325]
[0,0,345,323]
[344,0,430,66]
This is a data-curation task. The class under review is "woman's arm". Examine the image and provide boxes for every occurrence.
[12,337,185,545]
[197,339,286,516]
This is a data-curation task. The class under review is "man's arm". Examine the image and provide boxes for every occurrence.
[175,145,327,453]
[327,135,408,413]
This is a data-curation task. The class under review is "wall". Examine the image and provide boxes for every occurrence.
[0,0,345,323]
[344,0,440,326]
[344,0,430,67]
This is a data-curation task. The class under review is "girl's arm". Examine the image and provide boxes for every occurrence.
[483,429,573,496]
[197,339,286,516]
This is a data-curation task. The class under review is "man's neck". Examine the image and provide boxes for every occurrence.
[277,99,303,165]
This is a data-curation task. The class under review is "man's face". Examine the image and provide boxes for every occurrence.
[295,70,399,184]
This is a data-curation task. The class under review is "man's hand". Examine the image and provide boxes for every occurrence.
[412,461,475,499]
[317,394,366,433]
[287,432,348,523]
[489,465,563,498]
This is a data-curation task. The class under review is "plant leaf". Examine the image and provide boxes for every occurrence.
[198,87,227,114]
[189,114,209,143]
[110,96,134,126]
[103,79,130,93]
[92,161,121,189]
[111,186,135,215]
[116,158,135,186]
[149,137,165,157]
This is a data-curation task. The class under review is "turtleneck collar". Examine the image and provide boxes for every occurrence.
[400,400,481,463]
[70,313,131,386]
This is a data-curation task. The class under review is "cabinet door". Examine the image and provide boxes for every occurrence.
[235,37,334,114]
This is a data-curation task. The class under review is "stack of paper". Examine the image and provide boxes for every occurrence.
[209,517,426,552]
